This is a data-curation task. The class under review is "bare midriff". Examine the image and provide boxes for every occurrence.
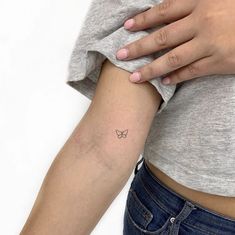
[145,159,235,220]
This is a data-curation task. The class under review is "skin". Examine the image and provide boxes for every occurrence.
[20,59,162,235]
[20,2,235,233]
[116,0,235,85]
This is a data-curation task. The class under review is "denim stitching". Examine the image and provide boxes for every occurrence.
[138,176,176,216]
[128,188,153,224]
[126,205,171,234]
[182,221,220,235]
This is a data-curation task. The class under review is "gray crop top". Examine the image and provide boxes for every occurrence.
[67,0,235,197]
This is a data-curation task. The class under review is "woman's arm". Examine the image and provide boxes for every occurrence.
[20,59,162,235]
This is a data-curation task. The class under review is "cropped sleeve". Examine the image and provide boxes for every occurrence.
[66,0,176,115]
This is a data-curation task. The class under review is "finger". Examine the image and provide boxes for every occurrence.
[124,0,196,31]
[129,39,209,83]
[161,56,214,85]
[118,15,195,60]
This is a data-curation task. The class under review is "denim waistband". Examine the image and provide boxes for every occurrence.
[135,158,235,233]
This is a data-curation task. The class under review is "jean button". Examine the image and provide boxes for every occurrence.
[170,217,175,223]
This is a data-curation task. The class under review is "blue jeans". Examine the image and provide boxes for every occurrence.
[123,157,235,235]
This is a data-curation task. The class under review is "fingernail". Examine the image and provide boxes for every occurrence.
[124,19,135,29]
[130,72,141,82]
[162,77,171,85]
[116,48,129,60]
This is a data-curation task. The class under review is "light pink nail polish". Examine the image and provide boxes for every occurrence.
[116,48,129,60]
[124,19,135,29]
[130,72,141,82]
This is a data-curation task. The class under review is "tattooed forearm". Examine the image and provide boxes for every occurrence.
[115,129,128,139]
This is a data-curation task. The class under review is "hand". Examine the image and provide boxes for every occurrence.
[116,0,235,85]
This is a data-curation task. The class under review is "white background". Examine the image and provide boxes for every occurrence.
[0,0,138,234]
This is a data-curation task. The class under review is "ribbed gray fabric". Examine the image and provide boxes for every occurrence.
[67,0,235,196]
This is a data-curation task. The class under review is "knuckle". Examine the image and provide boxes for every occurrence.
[187,63,199,76]
[203,12,216,23]
[154,29,168,47]
[167,51,182,68]
[138,11,148,26]
[158,0,173,17]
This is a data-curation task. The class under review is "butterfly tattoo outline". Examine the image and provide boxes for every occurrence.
[115,129,128,139]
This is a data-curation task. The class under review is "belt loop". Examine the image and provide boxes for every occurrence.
[134,156,144,175]
[169,201,197,235]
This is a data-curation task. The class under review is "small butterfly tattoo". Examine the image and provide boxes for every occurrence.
[115,129,128,139]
